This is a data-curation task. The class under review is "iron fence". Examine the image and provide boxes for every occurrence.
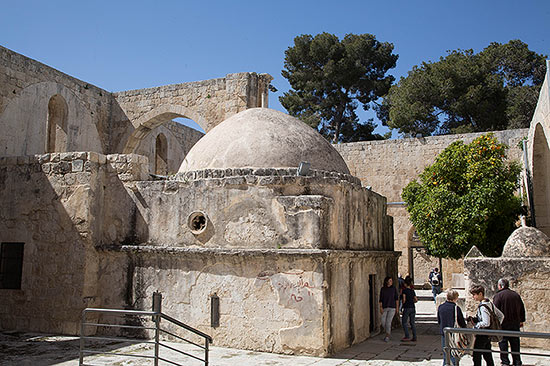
[443,327,550,366]
[79,292,212,366]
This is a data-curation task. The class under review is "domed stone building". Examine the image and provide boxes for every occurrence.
[97,108,398,355]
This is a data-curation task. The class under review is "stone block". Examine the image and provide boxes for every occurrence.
[72,160,84,172]
[60,152,73,161]
[128,154,140,164]
[37,154,50,164]
[64,173,76,185]
[223,176,246,186]
[73,152,87,160]
[50,153,60,163]
[118,173,134,181]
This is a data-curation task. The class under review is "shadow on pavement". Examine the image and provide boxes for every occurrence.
[0,331,136,366]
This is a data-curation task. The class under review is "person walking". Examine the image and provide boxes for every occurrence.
[469,285,504,366]
[438,290,466,366]
[401,277,417,342]
[379,276,399,342]
[429,267,443,303]
[493,278,526,366]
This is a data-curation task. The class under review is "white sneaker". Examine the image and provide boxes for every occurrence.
[383,336,390,342]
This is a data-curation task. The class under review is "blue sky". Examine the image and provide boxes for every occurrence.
[1,0,548,135]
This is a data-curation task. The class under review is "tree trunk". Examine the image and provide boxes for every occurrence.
[332,104,345,144]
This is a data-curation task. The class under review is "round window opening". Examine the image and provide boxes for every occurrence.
[188,211,208,235]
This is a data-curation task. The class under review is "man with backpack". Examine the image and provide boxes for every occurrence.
[429,267,443,303]
[493,278,526,366]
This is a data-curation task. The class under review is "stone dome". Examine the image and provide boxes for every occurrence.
[502,226,550,257]
[179,108,351,174]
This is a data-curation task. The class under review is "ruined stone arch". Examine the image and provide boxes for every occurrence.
[532,123,550,236]
[123,104,207,154]
[46,94,68,153]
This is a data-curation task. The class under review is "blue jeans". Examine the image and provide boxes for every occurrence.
[402,308,416,339]
[381,307,396,336]
[432,285,442,303]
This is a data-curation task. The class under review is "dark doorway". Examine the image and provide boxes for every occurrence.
[368,274,375,333]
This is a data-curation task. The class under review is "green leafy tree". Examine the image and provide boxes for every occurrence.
[380,40,546,136]
[280,33,398,143]
[402,134,522,259]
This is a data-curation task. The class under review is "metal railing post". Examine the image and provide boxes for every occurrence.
[153,292,162,366]
[205,337,209,366]
[443,328,452,366]
[79,309,86,366]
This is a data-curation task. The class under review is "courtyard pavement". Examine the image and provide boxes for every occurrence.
[1,290,549,365]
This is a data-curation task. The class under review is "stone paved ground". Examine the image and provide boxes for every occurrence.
[1,290,549,366]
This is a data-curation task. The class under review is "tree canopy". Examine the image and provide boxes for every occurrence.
[280,33,398,143]
[380,40,546,136]
[402,134,522,259]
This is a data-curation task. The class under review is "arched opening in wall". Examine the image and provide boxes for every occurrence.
[407,227,439,289]
[155,133,168,175]
[532,123,550,236]
[46,95,68,153]
[124,107,208,174]
[172,117,205,134]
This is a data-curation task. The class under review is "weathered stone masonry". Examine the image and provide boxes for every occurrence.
[0,151,397,356]
[0,152,148,334]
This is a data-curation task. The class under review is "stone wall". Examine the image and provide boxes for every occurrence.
[0,152,149,334]
[96,246,399,356]
[0,45,113,156]
[165,120,205,157]
[464,256,550,348]
[335,129,528,286]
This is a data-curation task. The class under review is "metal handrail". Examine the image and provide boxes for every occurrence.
[79,292,212,366]
[443,327,550,365]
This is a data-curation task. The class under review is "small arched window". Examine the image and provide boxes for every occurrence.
[155,133,168,175]
[46,95,68,153]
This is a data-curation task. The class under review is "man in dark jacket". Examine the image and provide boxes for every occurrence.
[438,289,466,366]
[493,278,526,366]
